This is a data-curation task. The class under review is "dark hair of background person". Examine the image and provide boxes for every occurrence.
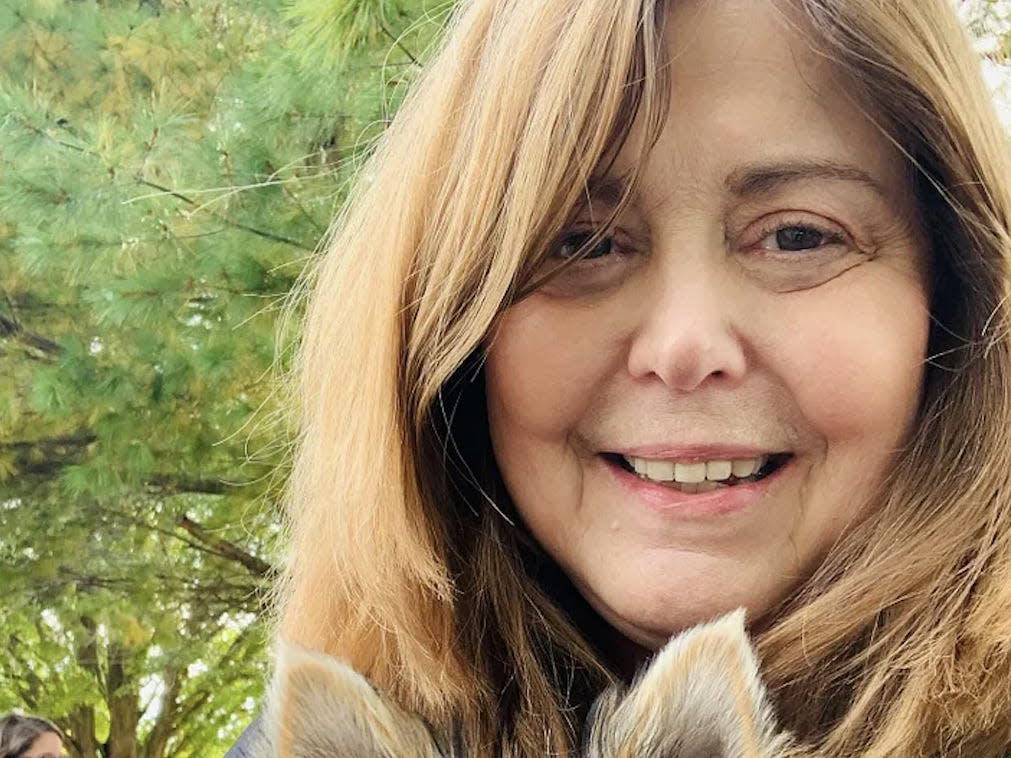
[0,714,65,758]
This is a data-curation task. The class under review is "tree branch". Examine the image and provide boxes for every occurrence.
[13,113,315,252]
[2,432,98,451]
[0,313,63,359]
[176,515,273,579]
[134,176,314,251]
[13,113,94,156]
[144,475,234,496]
[2,432,97,475]
[379,22,419,65]
[141,666,182,758]
[6,633,44,710]
[171,622,262,727]
[3,436,257,496]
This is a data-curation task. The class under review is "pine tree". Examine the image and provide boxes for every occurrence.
[0,0,445,755]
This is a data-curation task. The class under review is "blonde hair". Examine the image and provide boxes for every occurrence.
[276,0,1011,754]
[760,2,1011,754]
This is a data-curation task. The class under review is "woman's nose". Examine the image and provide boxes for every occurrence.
[626,260,747,392]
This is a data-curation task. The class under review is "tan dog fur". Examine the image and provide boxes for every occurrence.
[259,612,810,757]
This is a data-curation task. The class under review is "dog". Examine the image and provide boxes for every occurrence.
[257,611,810,757]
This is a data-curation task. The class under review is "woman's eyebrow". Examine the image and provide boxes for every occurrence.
[583,175,631,210]
[725,159,887,199]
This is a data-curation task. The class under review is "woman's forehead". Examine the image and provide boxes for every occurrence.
[602,0,914,218]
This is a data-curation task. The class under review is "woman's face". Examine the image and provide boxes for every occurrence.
[24,731,63,758]
[485,0,930,650]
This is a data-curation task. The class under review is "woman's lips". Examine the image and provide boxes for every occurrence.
[600,452,792,518]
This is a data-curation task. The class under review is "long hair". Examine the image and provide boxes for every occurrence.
[0,713,64,758]
[275,0,1011,754]
[758,2,1011,755]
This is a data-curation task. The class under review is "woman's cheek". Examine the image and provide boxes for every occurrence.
[487,296,625,441]
[766,273,928,446]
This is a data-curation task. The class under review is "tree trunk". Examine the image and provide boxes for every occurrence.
[70,617,102,758]
[106,644,139,758]
[67,706,99,758]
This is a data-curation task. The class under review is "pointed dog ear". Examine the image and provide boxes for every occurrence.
[584,610,809,758]
[261,641,446,758]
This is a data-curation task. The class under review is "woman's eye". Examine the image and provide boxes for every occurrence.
[536,228,640,297]
[759,225,839,253]
[737,216,869,292]
[554,232,614,260]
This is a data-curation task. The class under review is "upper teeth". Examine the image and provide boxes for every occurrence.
[625,455,768,483]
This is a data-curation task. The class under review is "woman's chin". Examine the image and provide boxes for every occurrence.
[590,586,780,651]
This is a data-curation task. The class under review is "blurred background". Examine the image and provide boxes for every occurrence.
[1,1,1008,755]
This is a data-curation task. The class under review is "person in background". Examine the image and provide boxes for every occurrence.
[230,0,1011,754]
[0,714,65,758]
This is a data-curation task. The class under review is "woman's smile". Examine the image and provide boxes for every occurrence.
[599,447,794,519]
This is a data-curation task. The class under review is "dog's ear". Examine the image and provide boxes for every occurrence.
[261,641,446,758]
[584,611,809,758]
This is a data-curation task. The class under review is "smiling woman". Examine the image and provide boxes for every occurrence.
[486,0,931,661]
[248,0,1011,755]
